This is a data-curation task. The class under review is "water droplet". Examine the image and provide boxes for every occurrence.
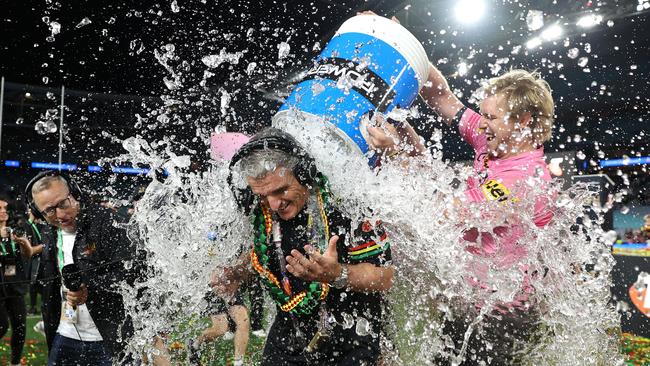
[277,42,290,61]
[163,77,181,91]
[567,48,579,59]
[526,10,544,31]
[201,50,243,68]
[577,57,589,67]
[45,109,58,119]
[220,90,231,116]
[246,62,257,75]
[75,17,92,28]
[576,151,586,160]
[342,313,354,329]
[311,82,325,96]
[620,206,630,215]
[171,0,180,13]
[49,21,61,36]
[46,121,58,133]
[34,121,48,134]
[355,317,370,336]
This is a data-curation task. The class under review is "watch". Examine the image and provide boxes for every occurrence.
[331,264,349,289]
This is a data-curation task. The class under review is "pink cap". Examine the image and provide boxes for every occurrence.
[210,132,250,161]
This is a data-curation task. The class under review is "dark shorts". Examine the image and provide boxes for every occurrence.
[261,311,379,366]
[434,307,540,366]
[202,290,244,317]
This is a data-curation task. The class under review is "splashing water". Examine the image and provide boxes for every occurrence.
[117,147,251,355]
[120,106,623,364]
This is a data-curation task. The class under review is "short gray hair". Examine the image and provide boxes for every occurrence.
[237,149,299,180]
[31,175,68,197]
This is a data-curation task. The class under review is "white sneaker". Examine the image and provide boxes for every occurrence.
[251,329,267,338]
[33,320,46,336]
[223,331,235,340]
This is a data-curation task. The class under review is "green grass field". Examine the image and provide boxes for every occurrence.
[0,313,270,365]
[1,315,49,365]
[2,309,649,365]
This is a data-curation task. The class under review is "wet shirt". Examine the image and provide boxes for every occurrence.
[56,230,104,341]
[255,203,391,352]
[457,107,555,308]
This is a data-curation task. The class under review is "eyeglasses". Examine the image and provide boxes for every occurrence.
[41,194,73,217]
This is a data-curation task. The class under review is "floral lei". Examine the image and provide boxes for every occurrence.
[250,181,332,315]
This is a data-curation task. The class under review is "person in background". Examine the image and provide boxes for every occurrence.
[26,171,141,364]
[25,210,49,315]
[0,193,37,366]
[187,279,250,366]
[368,62,557,364]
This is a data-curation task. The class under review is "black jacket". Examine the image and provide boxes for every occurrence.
[38,204,139,359]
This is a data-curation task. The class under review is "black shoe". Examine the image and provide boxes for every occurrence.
[28,307,38,315]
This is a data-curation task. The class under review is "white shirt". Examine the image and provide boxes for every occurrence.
[56,230,104,341]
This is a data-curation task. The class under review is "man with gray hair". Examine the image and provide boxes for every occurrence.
[25,171,140,364]
[217,128,394,365]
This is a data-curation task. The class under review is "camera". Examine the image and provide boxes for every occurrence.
[3,227,25,238]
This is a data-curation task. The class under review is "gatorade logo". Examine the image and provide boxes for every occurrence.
[303,57,396,108]
[481,179,511,202]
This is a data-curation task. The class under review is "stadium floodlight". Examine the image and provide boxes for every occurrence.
[541,24,563,41]
[576,14,603,28]
[454,0,486,24]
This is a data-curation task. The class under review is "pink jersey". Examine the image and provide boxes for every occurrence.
[458,108,554,310]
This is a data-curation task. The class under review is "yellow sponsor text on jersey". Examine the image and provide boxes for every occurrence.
[481,179,511,202]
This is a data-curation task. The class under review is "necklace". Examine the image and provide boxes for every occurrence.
[250,183,331,315]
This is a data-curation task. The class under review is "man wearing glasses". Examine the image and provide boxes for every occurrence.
[26,172,140,365]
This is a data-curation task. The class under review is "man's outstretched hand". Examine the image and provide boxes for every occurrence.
[286,235,342,283]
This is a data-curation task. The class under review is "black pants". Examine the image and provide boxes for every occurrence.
[261,312,379,366]
[0,296,27,364]
[29,282,42,310]
[434,307,539,365]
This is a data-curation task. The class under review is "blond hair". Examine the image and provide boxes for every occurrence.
[31,175,68,196]
[483,69,555,146]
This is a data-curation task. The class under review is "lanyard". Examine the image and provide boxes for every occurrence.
[0,239,17,256]
[57,230,65,272]
[28,220,42,241]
